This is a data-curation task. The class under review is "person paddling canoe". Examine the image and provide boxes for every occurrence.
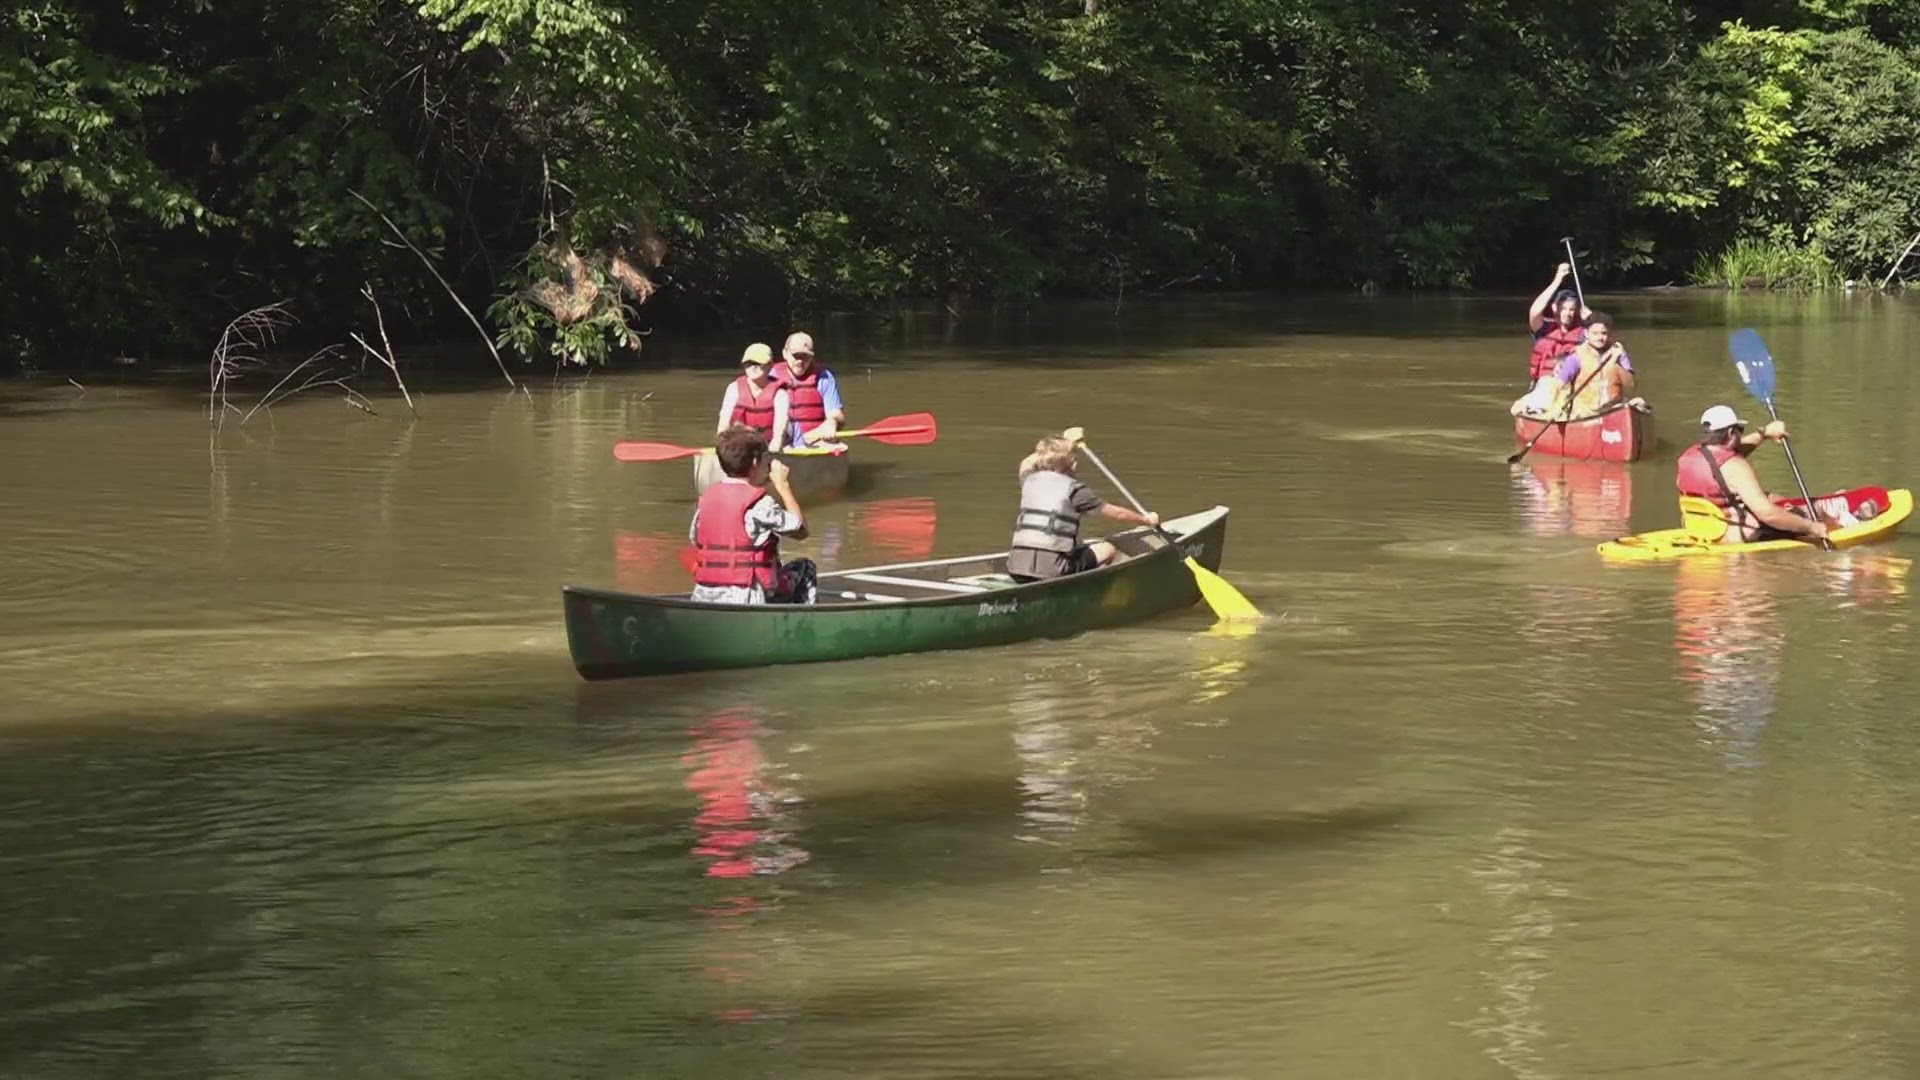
[1008,428,1160,582]
[769,332,846,452]
[1539,312,1645,418]
[714,342,781,439]
[1677,405,1832,544]
[1516,264,1605,414]
[689,425,818,604]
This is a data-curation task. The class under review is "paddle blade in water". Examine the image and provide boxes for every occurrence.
[614,441,706,462]
[1728,329,1777,403]
[1186,556,1262,622]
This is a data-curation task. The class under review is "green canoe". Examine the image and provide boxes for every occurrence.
[563,505,1233,680]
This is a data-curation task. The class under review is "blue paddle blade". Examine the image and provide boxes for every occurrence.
[1728,328,1777,403]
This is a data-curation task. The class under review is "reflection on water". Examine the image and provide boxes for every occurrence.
[1674,559,1782,771]
[1010,680,1090,847]
[681,707,809,1023]
[850,496,938,562]
[1464,826,1564,1080]
[4,294,1920,1079]
[1511,460,1632,539]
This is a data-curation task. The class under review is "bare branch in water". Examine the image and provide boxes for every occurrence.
[356,284,419,417]
[209,302,296,426]
[240,344,352,423]
[347,188,515,388]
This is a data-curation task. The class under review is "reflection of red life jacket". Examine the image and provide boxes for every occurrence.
[1676,443,1741,507]
[728,376,778,437]
[1529,323,1585,380]
[693,482,778,589]
[774,365,828,428]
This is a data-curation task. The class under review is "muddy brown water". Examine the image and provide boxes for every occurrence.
[2,294,1918,1078]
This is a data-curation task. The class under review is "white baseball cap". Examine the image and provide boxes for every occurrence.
[1699,405,1746,431]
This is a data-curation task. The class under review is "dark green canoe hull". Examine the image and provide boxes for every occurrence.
[563,509,1230,680]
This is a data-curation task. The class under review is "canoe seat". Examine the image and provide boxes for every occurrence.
[841,572,988,594]
[950,573,1019,588]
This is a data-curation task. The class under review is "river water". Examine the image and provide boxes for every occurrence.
[2,293,1917,1078]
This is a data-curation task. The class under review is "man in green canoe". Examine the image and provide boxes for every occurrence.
[689,425,818,604]
[1008,429,1160,582]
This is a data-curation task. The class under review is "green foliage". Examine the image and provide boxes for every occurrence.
[12,0,1920,367]
[1690,235,1846,289]
[1618,22,1920,282]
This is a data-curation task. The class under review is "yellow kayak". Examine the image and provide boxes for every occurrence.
[1598,487,1912,562]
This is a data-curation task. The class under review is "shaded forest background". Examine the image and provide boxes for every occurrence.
[10,0,1920,372]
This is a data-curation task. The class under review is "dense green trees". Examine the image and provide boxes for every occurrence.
[8,0,1920,370]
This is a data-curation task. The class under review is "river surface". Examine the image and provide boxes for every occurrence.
[2,294,1918,1078]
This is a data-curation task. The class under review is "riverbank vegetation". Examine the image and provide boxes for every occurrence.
[9,0,1920,372]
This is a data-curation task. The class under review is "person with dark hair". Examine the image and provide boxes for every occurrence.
[688,425,817,604]
[1516,263,1606,414]
[1543,311,1642,417]
[1676,405,1831,544]
[1007,429,1159,583]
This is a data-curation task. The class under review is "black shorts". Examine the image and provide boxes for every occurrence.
[1010,545,1099,583]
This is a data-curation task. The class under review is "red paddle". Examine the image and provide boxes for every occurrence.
[839,412,937,445]
[613,412,937,461]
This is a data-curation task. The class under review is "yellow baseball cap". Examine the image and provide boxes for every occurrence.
[740,342,772,366]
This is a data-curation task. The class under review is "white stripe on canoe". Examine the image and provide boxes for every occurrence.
[814,505,1227,580]
[840,573,989,594]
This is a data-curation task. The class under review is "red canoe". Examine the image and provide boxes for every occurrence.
[1512,400,1652,463]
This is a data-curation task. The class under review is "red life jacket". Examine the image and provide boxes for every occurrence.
[1529,323,1585,380]
[693,481,779,590]
[774,365,828,428]
[728,375,778,437]
[1676,442,1742,508]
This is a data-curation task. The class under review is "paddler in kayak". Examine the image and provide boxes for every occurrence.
[714,342,780,438]
[1676,405,1831,544]
[769,332,846,452]
[688,425,818,604]
[1008,429,1160,582]
[1540,312,1645,418]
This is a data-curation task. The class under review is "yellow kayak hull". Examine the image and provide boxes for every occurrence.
[1598,488,1912,562]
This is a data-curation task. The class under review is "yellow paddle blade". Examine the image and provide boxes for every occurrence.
[1185,556,1261,621]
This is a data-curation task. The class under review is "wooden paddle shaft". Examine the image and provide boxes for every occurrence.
[1562,237,1585,309]
[1077,444,1180,549]
[1077,445,1148,516]
[1508,352,1617,464]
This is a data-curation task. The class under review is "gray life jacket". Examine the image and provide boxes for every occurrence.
[1011,470,1082,553]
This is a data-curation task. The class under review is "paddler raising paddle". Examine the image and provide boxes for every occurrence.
[1008,428,1160,582]
[715,342,780,439]
[1677,405,1832,544]
[1521,263,1595,406]
[769,332,846,452]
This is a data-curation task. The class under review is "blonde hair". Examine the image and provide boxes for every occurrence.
[1018,435,1078,478]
